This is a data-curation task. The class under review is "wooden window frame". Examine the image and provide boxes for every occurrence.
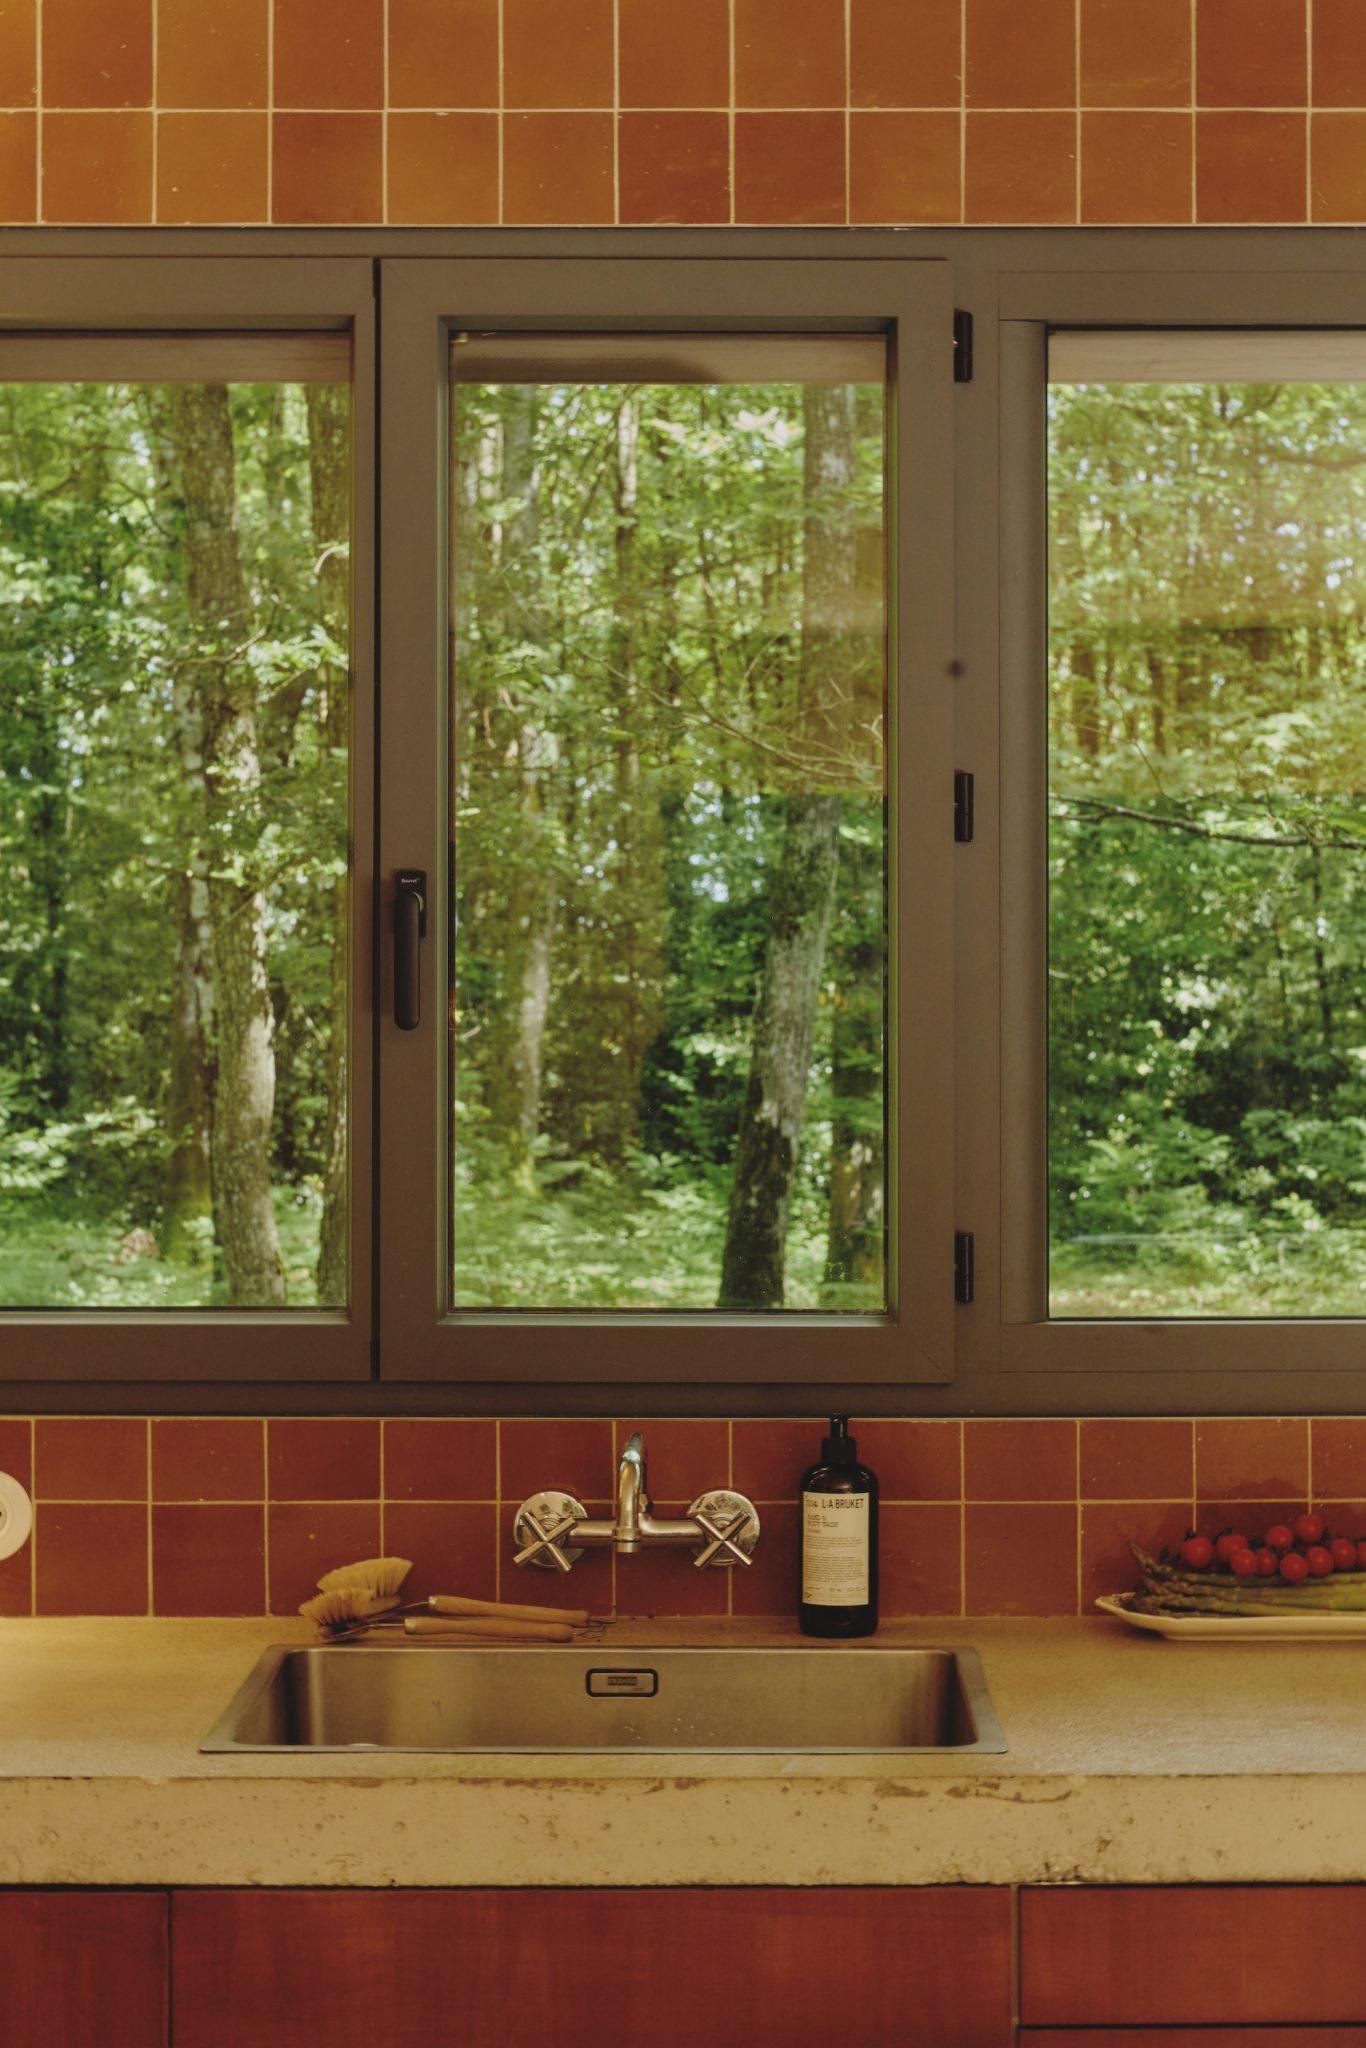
[0,229,1360,1415]
[0,255,377,1384]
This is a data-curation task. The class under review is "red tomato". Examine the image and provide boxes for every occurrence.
[1280,1551,1311,1584]
[1264,1524,1295,1554]
[1214,1531,1252,1565]
[1305,1545,1335,1578]
[1330,1537,1358,1572]
[1179,1535,1215,1571]
[1294,1512,1327,1547]
[1229,1549,1259,1578]
[1254,1547,1279,1577]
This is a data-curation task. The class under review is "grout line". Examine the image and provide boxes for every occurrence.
[21,98,1311,115]
[727,0,735,223]
[842,0,850,225]
[381,0,389,224]
[266,0,274,219]
[145,1418,153,1616]
[958,0,966,222]
[958,1416,966,1615]
[149,0,158,222]
[493,1418,502,1599]
[33,0,41,221]
[1188,0,1196,217]
[1073,0,1080,225]
[496,0,504,225]
[1304,0,1313,219]
[27,1418,36,1615]
[1073,1417,1081,1614]
[612,0,620,223]
[259,1421,270,1615]
[378,1418,386,1553]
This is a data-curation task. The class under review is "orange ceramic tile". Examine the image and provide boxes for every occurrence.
[612,1420,730,1503]
[731,1500,799,1613]
[1311,1419,1366,1501]
[966,0,1074,108]
[1079,1419,1193,1501]
[615,1504,729,1616]
[389,0,498,108]
[850,0,960,110]
[274,0,382,108]
[0,1418,31,1489]
[880,1503,962,1615]
[1195,1417,1309,1501]
[152,1504,265,1615]
[0,0,36,107]
[503,0,612,109]
[735,0,846,109]
[0,1546,30,1616]
[1080,0,1190,108]
[1197,107,1306,218]
[734,111,845,222]
[619,0,729,109]
[1080,1501,1192,1610]
[850,109,960,222]
[1314,0,1366,108]
[619,110,729,222]
[498,1503,614,1611]
[964,1419,1076,1501]
[36,1503,147,1614]
[859,1421,962,1500]
[964,110,1076,221]
[0,108,33,214]
[964,1502,1078,1616]
[1081,110,1192,221]
[271,111,382,222]
[157,111,267,221]
[42,0,150,106]
[152,1419,264,1502]
[383,1418,497,1500]
[1196,1498,1307,1545]
[387,111,497,222]
[35,1417,146,1501]
[500,1418,614,1503]
[1196,0,1306,107]
[1311,112,1366,219]
[42,109,151,219]
[1310,1499,1366,1537]
[502,112,613,223]
[157,0,266,107]
[384,1501,498,1603]
[268,1419,380,1501]
[267,1502,381,1614]
[732,1420,824,1501]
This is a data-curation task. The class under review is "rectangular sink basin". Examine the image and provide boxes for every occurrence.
[203,1645,1005,1755]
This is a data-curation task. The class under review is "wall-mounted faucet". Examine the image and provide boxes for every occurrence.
[512,1431,760,1574]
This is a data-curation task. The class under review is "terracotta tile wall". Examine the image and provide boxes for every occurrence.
[3,1413,1365,1619]
[0,0,1360,226]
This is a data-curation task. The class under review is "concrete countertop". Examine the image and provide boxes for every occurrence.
[2,1614,1364,1886]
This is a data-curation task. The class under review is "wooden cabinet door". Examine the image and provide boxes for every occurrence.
[172,1886,1012,2048]
[1022,2031,1366,2046]
[1021,1886,1366,2026]
[0,1890,167,2048]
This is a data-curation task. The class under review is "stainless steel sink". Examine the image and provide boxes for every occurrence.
[203,1644,1005,1754]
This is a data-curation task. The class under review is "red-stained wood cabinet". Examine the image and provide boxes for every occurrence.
[169,1886,1013,2048]
[0,1890,168,2048]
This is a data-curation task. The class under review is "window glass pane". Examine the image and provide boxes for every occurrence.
[450,337,887,1312]
[1048,336,1365,1318]
[0,349,351,1308]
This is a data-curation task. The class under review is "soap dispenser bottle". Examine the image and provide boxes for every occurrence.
[799,1416,879,1638]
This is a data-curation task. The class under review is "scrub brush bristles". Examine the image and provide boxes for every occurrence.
[299,1586,401,1634]
[316,1556,412,1598]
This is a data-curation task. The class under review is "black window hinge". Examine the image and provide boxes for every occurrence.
[954,1231,975,1305]
[953,309,974,384]
[954,769,975,843]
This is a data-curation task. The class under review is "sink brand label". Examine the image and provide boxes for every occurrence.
[586,1668,659,1698]
[802,1492,870,1605]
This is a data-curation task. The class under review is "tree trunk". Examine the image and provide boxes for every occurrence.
[161,384,286,1306]
[305,381,351,1306]
[822,821,884,1301]
[718,385,857,1309]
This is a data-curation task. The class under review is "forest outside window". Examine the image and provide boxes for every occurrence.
[1046,332,1365,1325]
[449,337,890,1318]
[0,334,353,1317]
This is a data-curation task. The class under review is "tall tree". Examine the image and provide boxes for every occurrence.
[305,381,351,1305]
[718,385,858,1309]
[160,384,286,1305]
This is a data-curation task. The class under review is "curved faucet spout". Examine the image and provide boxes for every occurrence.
[615,1432,648,1551]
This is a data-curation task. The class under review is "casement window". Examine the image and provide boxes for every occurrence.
[0,234,1361,1413]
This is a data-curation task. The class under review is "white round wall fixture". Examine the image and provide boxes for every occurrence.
[0,1470,33,1562]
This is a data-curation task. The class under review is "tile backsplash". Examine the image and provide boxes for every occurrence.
[1,1413,1362,1621]
[0,0,1362,225]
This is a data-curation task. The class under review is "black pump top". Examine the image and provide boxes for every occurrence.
[821,1415,858,1466]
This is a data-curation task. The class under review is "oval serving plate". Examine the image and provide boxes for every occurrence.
[1096,1592,1366,1641]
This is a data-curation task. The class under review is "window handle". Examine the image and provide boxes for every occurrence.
[393,869,427,1031]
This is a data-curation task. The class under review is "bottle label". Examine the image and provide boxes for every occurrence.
[802,1491,870,1606]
